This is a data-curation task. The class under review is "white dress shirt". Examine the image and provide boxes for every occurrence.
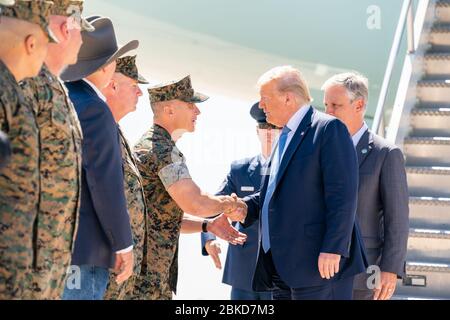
[280,105,311,161]
[82,78,107,102]
[352,122,369,147]
[82,79,133,255]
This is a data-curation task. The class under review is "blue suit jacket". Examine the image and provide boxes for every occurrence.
[244,107,368,291]
[65,80,133,269]
[201,155,263,292]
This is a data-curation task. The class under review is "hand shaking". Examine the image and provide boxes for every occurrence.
[221,193,247,222]
[208,214,247,246]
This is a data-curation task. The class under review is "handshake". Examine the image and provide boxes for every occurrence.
[204,194,248,247]
[219,193,248,223]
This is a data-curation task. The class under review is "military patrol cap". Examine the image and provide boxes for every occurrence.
[116,55,148,84]
[0,0,59,43]
[250,102,280,129]
[50,0,94,32]
[148,75,209,104]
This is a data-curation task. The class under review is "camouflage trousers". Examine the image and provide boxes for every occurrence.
[22,249,72,300]
[127,274,173,300]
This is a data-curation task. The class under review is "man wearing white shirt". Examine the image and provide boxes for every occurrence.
[238,66,367,300]
[322,72,409,300]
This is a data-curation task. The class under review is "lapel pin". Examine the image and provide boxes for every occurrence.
[301,132,305,136]
[362,149,368,154]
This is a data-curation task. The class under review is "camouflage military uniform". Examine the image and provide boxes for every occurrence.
[132,124,192,300]
[20,64,83,300]
[104,127,147,300]
[0,0,57,300]
[0,60,40,300]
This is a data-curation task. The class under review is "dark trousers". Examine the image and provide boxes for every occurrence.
[263,250,354,300]
[231,287,272,300]
[352,289,375,300]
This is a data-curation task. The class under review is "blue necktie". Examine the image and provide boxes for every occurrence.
[261,126,291,253]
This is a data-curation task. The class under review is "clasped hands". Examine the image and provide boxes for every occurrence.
[220,193,248,223]
[204,194,248,247]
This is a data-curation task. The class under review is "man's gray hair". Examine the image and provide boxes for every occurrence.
[257,66,313,102]
[321,72,369,103]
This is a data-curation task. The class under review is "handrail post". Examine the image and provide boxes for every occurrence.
[372,0,412,137]
[407,0,415,53]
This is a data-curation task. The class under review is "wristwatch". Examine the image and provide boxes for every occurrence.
[202,219,209,233]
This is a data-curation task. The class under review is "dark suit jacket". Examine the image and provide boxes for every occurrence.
[201,155,263,292]
[65,80,133,269]
[244,106,368,291]
[0,130,10,169]
[353,130,409,290]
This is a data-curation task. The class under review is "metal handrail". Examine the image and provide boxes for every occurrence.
[372,0,416,136]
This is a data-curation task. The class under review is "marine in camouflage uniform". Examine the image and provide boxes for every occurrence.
[132,76,208,300]
[0,0,57,299]
[19,0,94,300]
[104,56,149,300]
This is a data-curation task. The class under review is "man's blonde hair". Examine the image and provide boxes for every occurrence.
[257,66,313,102]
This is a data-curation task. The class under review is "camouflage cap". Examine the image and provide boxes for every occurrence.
[148,75,209,104]
[116,55,149,84]
[0,0,59,43]
[50,0,94,32]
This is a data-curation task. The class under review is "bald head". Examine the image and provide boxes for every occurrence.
[46,14,83,75]
[0,16,49,80]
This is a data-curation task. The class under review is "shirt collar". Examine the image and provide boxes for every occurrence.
[259,153,268,165]
[83,78,107,102]
[285,104,311,133]
[352,122,369,147]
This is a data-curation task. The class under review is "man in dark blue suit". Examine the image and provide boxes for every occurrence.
[60,16,140,300]
[237,66,367,300]
[201,102,280,300]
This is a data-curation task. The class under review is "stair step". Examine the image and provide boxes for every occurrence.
[406,261,450,273]
[423,53,450,77]
[407,166,450,198]
[410,107,450,136]
[405,137,450,166]
[417,80,450,104]
[410,196,450,229]
[395,261,450,298]
[436,0,450,24]
[392,294,444,300]
[429,23,450,48]
[408,228,450,261]
[410,228,450,239]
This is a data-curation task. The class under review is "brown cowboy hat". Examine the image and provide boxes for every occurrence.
[61,15,139,82]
